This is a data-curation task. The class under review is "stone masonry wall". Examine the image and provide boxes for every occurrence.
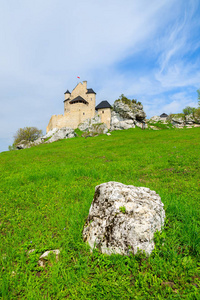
[98,108,111,129]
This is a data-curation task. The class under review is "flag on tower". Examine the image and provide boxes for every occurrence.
[77,76,80,79]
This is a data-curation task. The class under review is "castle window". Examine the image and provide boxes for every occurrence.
[83,112,85,115]
[91,98,92,101]
[102,110,104,114]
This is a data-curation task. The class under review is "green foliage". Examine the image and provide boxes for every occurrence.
[197,89,200,105]
[182,106,196,117]
[43,136,52,142]
[8,143,17,151]
[13,126,43,145]
[194,107,200,119]
[148,121,174,130]
[115,94,141,107]
[74,128,84,137]
[119,206,126,214]
[0,128,200,298]
[168,113,185,121]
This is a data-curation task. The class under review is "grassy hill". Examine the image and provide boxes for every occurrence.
[0,128,199,299]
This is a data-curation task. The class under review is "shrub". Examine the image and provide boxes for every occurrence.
[13,127,43,145]
[8,144,17,151]
[183,106,196,117]
[197,89,200,106]
[194,108,200,119]
[115,94,140,107]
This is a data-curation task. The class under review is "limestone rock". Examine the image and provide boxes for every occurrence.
[185,113,200,124]
[113,100,146,121]
[170,113,200,127]
[81,123,108,137]
[38,249,60,267]
[79,116,108,137]
[46,127,76,143]
[113,101,136,120]
[89,123,108,135]
[149,116,161,122]
[42,128,58,140]
[110,111,135,130]
[110,100,146,131]
[135,121,144,129]
[78,115,101,131]
[83,182,165,256]
[171,116,185,125]
[16,140,30,150]
[16,127,76,149]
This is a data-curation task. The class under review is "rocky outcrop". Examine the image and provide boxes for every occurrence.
[148,114,200,129]
[82,123,108,137]
[149,116,166,123]
[16,140,30,150]
[83,182,165,256]
[110,100,146,130]
[46,127,76,143]
[170,114,200,128]
[170,115,185,128]
[78,115,108,137]
[16,127,76,149]
[78,115,101,131]
[110,112,135,130]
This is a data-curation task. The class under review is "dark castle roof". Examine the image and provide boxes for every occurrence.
[86,88,96,94]
[69,96,88,105]
[160,113,168,118]
[64,90,71,94]
[95,101,112,110]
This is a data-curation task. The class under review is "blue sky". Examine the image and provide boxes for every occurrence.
[0,0,200,152]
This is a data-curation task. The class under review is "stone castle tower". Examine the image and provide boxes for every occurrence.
[47,81,96,132]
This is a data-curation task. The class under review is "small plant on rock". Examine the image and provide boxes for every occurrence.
[119,206,126,214]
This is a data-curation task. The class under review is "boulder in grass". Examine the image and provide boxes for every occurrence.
[83,182,165,256]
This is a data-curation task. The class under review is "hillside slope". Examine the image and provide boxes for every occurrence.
[0,128,199,299]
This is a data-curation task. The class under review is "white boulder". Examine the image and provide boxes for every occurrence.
[78,115,101,131]
[83,182,165,256]
[46,127,76,143]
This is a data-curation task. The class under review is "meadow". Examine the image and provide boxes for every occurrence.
[0,127,199,299]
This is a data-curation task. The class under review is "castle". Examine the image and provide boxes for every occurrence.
[46,81,112,132]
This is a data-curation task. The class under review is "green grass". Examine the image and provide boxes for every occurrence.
[148,121,174,130]
[0,128,200,299]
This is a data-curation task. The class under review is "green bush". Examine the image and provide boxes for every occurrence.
[194,108,200,119]
[115,94,141,107]
[13,126,43,145]
[183,106,196,117]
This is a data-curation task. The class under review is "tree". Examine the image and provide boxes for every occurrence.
[197,89,200,107]
[182,106,196,117]
[13,127,43,145]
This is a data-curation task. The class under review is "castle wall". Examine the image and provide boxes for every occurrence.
[98,108,111,129]
[65,102,95,128]
[46,114,66,133]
